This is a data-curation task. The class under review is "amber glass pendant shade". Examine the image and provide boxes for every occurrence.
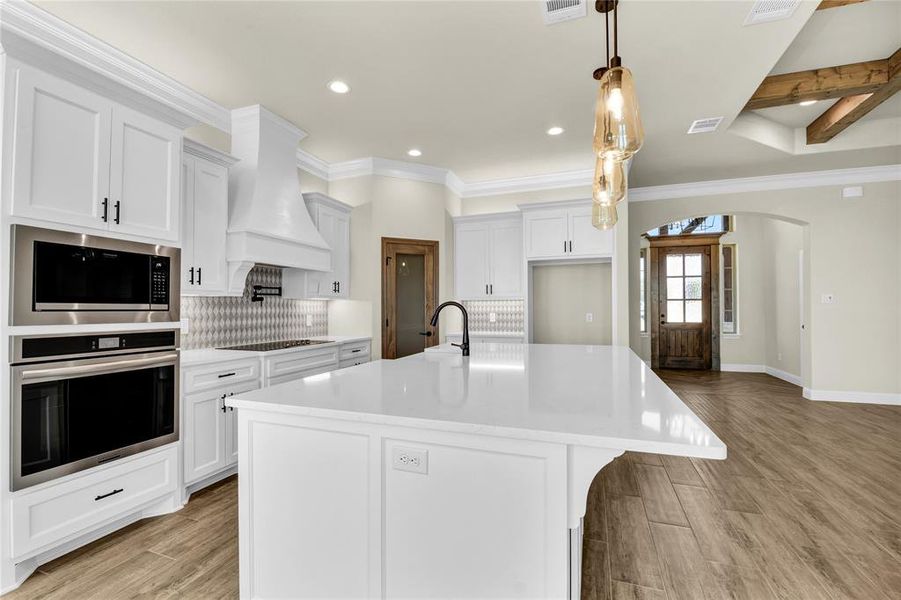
[593,66,644,161]
[592,154,627,205]
[592,201,618,230]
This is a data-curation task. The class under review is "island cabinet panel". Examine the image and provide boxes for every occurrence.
[243,418,371,599]
[237,411,569,599]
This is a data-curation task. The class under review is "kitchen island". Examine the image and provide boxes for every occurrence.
[227,343,725,599]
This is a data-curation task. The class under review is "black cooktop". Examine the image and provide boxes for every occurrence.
[217,339,334,352]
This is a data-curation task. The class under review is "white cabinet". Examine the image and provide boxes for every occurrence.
[453,215,523,300]
[7,63,182,242]
[181,141,237,295]
[263,345,340,386]
[523,204,613,260]
[182,358,261,485]
[284,194,352,299]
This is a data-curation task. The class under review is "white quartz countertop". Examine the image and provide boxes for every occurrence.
[227,343,726,459]
[445,331,525,338]
[180,335,371,367]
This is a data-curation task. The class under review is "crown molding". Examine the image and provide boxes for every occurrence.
[183,138,239,168]
[628,164,901,202]
[0,0,230,131]
[296,148,331,181]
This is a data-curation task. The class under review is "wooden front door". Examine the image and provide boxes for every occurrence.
[656,246,712,369]
[382,237,439,359]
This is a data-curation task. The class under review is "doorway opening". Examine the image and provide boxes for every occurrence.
[381,237,439,359]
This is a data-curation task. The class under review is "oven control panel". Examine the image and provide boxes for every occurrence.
[14,330,178,363]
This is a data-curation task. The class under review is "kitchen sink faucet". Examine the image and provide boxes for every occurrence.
[429,301,470,356]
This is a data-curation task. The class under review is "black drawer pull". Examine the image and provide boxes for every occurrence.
[95,488,124,501]
[218,372,236,378]
[351,349,362,353]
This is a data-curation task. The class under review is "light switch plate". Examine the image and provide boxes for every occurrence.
[392,446,428,474]
[586,312,593,323]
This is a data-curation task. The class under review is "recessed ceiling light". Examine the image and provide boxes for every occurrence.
[327,80,350,94]
[407,149,422,157]
[547,126,565,136]
[799,100,817,107]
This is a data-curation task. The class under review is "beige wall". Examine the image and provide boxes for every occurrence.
[326,175,461,358]
[763,219,803,377]
[532,263,612,345]
[629,180,901,395]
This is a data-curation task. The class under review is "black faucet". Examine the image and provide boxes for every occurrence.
[429,301,470,356]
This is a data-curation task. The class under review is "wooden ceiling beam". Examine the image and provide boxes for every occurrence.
[816,0,867,10]
[744,58,889,110]
[806,47,901,144]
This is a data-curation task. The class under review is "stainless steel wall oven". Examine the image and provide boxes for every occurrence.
[10,330,179,491]
[11,225,180,325]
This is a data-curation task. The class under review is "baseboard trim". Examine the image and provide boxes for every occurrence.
[764,366,802,387]
[720,363,765,373]
[802,388,901,406]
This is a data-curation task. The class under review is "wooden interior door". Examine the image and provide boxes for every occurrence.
[382,238,439,359]
[657,246,712,369]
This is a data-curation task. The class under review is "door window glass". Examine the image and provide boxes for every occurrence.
[664,253,703,324]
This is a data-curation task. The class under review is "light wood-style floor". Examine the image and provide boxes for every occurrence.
[4,371,900,599]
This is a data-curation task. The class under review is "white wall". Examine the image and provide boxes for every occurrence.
[629,180,901,396]
[326,175,461,358]
[532,263,612,344]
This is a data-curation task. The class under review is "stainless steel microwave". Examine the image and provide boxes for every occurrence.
[11,225,180,325]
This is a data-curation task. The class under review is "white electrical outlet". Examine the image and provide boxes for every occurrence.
[305,314,313,327]
[821,293,835,305]
[392,446,428,474]
[489,312,497,323]
[180,318,190,334]
[586,312,593,323]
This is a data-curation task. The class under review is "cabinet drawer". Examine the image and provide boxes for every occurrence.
[11,446,177,559]
[267,364,335,387]
[339,358,369,370]
[182,358,260,395]
[265,347,339,380]
[339,341,371,361]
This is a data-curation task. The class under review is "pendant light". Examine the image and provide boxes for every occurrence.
[592,153,626,205]
[592,0,644,161]
[592,201,618,230]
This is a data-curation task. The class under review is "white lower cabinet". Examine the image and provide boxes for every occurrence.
[183,358,261,485]
[182,340,371,489]
[10,445,178,559]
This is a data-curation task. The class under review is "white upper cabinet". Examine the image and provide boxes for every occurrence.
[523,204,613,260]
[11,67,111,229]
[109,105,180,241]
[284,193,352,299]
[453,215,523,300]
[181,141,236,296]
[7,63,182,243]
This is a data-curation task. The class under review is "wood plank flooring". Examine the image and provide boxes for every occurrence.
[582,370,901,600]
[4,371,900,599]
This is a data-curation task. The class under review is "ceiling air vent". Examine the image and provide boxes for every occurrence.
[687,117,724,135]
[744,0,802,25]
[542,0,586,25]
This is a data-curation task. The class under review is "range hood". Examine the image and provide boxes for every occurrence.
[225,105,330,294]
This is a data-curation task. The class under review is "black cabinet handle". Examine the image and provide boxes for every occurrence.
[101,198,109,222]
[490,284,493,295]
[485,284,489,295]
[114,200,121,224]
[217,372,236,378]
[337,281,340,294]
[563,241,566,253]
[95,488,124,501]
[351,348,362,353]
[569,240,572,253]
[189,267,195,285]
[221,394,227,413]
[197,267,202,286]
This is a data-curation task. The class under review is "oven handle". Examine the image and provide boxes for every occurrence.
[19,352,179,382]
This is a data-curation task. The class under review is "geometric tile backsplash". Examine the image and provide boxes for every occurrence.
[462,299,524,334]
[180,265,328,350]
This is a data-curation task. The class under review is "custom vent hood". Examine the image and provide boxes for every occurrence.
[225,105,330,294]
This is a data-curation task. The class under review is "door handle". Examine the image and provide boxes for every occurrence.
[189,267,194,285]
[114,200,121,224]
[19,352,178,382]
[418,331,433,337]
[197,267,202,286]
[101,198,109,222]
